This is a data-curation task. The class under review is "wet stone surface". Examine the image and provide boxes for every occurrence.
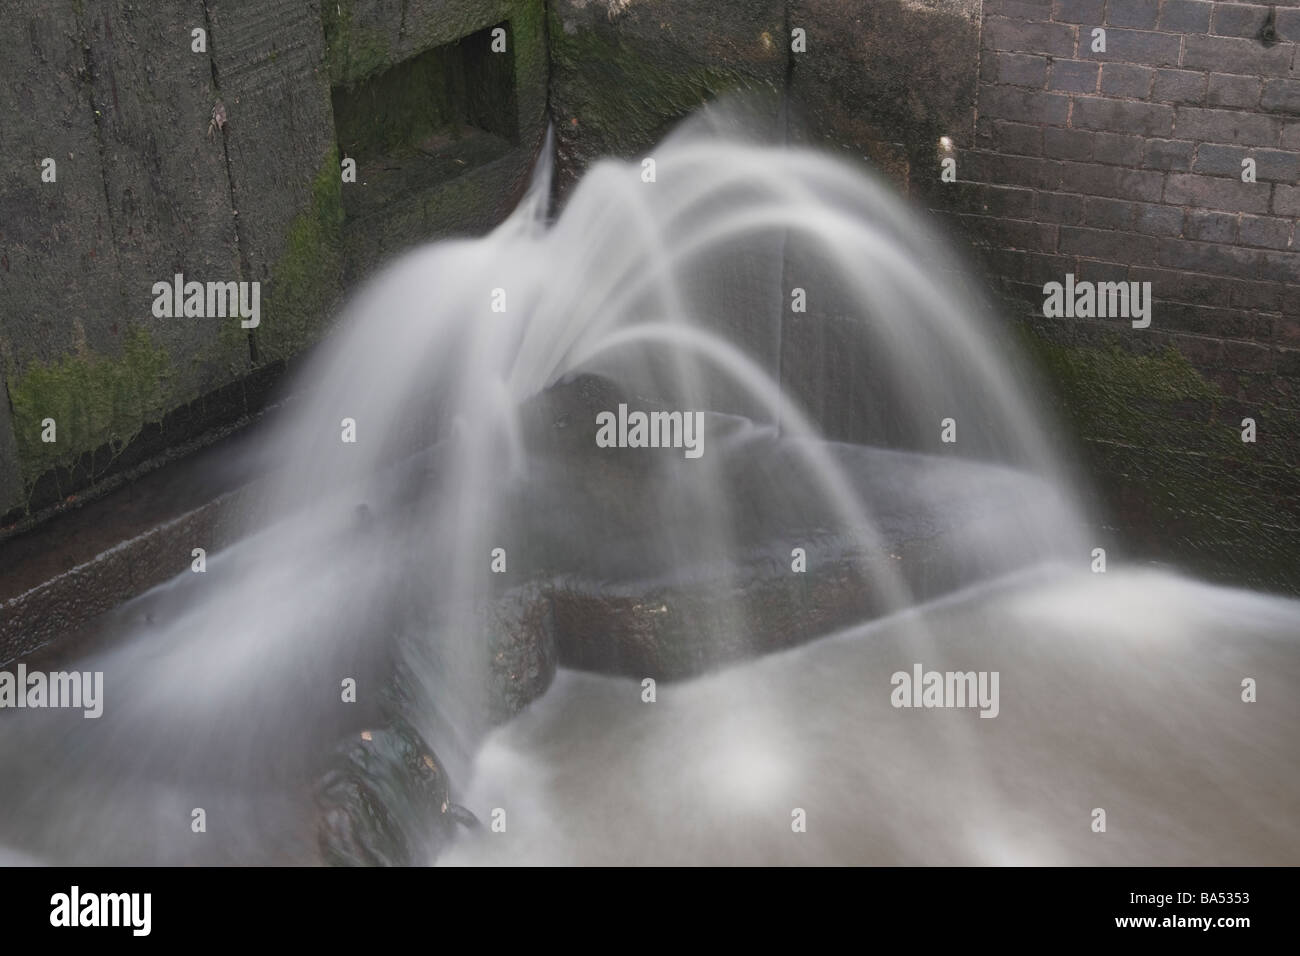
[317,720,478,867]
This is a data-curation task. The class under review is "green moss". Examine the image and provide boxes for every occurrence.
[509,0,548,128]
[1025,334,1230,449]
[216,298,253,358]
[7,326,172,483]
[548,9,777,160]
[322,0,391,87]
[256,147,345,362]
[1017,323,1300,591]
[1028,334,1216,401]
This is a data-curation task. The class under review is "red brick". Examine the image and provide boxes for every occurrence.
[1157,237,1261,277]
[1273,184,1300,217]
[1061,225,1160,261]
[1053,0,1104,23]
[1158,0,1213,33]
[1282,122,1300,151]
[1239,216,1295,250]
[1261,79,1300,115]
[1106,0,1159,29]
[1152,69,1207,105]
[1259,250,1300,284]
[1083,196,1136,229]
[991,52,1050,88]
[1037,191,1087,223]
[1093,131,1145,165]
[965,150,1064,189]
[1207,74,1262,110]
[1060,161,1166,200]
[983,17,1078,57]
[986,0,1054,17]
[1211,3,1273,38]
[1049,59,1099,92]
[1142,138,1194,171]
[1077,28,1181,66]
[1044,126,1094,159]
[1129,266,1234,308]
[1193,145,1299,182]
[940,182,1038,218]
[1173,107,1281,147]
[1165,172,1273,213]
[1183,209,1239,243]
[1074,96,1174,136]
[992,120,1046,156]
[1100,63,1154,97]
[1183,35,1294,77]
[1134,203,1184,236]
[978,85,1072,125]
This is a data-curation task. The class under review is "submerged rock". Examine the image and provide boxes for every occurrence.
[483,582,559,725]
[506,374,1079,679]
[316,722,475,867]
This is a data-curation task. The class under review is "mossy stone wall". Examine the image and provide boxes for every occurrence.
[0,0,546,527]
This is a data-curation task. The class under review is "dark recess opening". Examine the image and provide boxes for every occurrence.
[332,22,518,219]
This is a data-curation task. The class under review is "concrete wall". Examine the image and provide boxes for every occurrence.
[0,0,547,528]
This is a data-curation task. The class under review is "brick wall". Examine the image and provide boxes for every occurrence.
[940,0,1300,590]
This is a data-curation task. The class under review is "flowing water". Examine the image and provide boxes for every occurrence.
[1,110,1296,866]
[444,567,1300,865]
